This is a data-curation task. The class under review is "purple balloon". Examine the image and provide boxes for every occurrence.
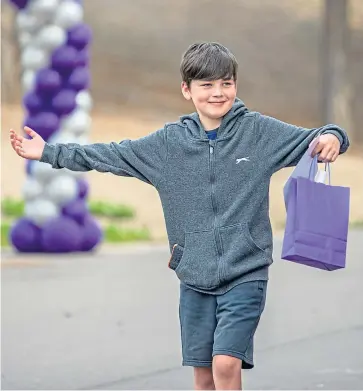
[62,199,88,224]
[10,218,43,252]
[76,49,89,67]
[24,112,59,141]
[25,159,33,175]
[77,178,89,199]
[67,24,92,50]
[35,69,62,95]
[51,46,78,74]
[80,216,103,251]
[41,216,83,252]
[23,91,43,114]
[8,0,29,9]
[51,89,77,115]
[65,67,90,91]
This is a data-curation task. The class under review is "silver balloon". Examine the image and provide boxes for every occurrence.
[21,46,48,70]
[54,1,83,29]
[22,177,44,201]
[47,133,84,179]
[48,131,78,145]
[45,175,78,206]
[75,135,89,145]
[21,70,36,92]
[61,109,92,135]
[76,90,93,112]
[25,198,59,226]
[32,161,58,183]
[29,0,59,21]
[18,32,32,48]
[16,11,40,33]
[34,25,66,51]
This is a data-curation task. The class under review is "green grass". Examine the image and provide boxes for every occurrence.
[103,225,151,242]
[350,220,363,228]
[1,222,11,247]
[1,197,135,219]
[88,200,135,219]
[1,198,24,218]
[1,197,149,248]
[0,222,151,248]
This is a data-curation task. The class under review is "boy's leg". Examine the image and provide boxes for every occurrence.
[179,283,217,390]
[212,280,267,390]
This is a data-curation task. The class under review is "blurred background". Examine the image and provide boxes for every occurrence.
[2,0,363,244]
[1,1,363,389]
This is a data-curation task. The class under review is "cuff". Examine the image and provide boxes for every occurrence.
[40,143,56,165]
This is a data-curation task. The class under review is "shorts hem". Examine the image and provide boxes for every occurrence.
[182,359,212,367]
[212,349,254,369]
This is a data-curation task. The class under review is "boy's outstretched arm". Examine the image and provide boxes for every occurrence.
[255,114,350,172]
[10,126,168,187]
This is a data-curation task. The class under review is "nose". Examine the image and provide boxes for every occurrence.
[212,85,223,97]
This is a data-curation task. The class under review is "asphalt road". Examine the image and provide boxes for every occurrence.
[1,230,363,390]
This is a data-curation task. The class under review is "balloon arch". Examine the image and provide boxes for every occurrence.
[8,0,103,253]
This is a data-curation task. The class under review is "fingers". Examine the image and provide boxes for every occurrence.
[311,142,323,158]
[10,129,25,146]
[24,126,38,139]
[317,146,339,163]
[14,141,26,158]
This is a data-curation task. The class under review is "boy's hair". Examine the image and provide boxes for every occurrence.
[180,42,238,87]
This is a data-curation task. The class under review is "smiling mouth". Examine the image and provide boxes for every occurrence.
[209,101,227,104]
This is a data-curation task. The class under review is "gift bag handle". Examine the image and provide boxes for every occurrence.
[308,155,331,185]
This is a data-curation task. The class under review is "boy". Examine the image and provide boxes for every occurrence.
[10,42,349,390]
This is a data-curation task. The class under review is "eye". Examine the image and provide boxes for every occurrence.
[201,83,212,87]
[223,82,233,86]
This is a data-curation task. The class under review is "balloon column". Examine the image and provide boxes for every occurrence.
[8,0,103,253]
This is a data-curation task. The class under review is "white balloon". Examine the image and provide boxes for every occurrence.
[18,32,32,48]
[32,161,58,182]
[75,135,89,145]
[54,1,83,29]
[21,70,36,92]
[45,175,78,206]
[16,11,40,33]
[25,198,59,226]
[22,177,43,201]
[48,131,78,144]
[61,109,92,135]
[21,46,48,70]
[76,91,93,112]
[29,0,59,21]
[34,25,66,51]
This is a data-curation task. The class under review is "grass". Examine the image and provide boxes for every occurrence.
[1,197,135,219]
[1,197,150,248]
[1,222,151,248]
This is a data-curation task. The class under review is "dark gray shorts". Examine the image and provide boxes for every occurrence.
[179,280,267,369]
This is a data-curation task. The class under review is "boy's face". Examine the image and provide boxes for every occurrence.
[181,78,237,128]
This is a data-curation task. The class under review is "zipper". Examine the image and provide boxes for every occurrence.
[209,140,222,258]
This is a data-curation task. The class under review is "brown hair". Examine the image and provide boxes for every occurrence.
[180,42,238,87]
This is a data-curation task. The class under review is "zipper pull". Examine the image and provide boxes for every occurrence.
[210,146,214,154]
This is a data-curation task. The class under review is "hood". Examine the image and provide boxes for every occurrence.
[180,97,249,141]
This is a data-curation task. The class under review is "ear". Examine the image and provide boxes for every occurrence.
[181,81,192,101]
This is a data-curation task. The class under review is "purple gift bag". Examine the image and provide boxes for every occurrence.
[281,138,350,270]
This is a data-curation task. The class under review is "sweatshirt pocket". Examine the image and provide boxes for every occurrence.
[168,229,220,290]
[219,223,270,282]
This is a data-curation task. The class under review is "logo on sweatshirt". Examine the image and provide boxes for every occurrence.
[236,157,250,164]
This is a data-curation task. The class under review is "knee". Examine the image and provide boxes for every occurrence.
[213,355,241,381]
[194,367,215,390]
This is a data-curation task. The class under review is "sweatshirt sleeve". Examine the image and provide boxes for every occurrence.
[254,113,350,172]
[40,127,168,187]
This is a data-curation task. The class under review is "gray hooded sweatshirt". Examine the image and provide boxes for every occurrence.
[40,99,349,294]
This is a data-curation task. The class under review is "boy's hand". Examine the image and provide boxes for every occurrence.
[310,134,341,163]
[9,127,46,160]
